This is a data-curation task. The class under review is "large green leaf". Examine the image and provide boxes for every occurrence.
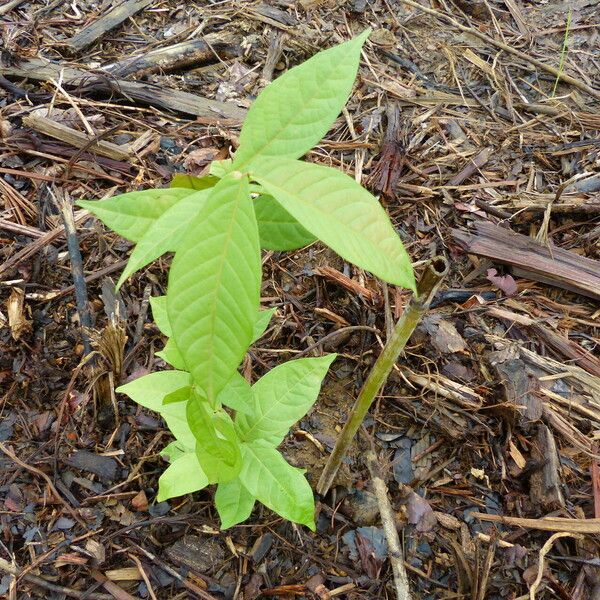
[187,398,242,484]
[239,440,315,529]
[215,479,256,529]
[254,195,316,251]
[252,158,415,290]
[117,189,210,287]
[156,450,209,501]
[236,355,336,446]
[217,372,253,416]
[156,339,186,370]
[232,31,369,167]
[171,174,219,190]
[167,174,261,401]
[78,188,193,242]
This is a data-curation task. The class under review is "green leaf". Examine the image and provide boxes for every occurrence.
[117,372,195,446]
[150,296,171,336]
[236,355,336,445]
[210,159,232,178]
[232,31,369,167]
[215,479,256,529]
[117,371,191,411]
[239,440,315,529]
[255,195,316,251]
[117,189,210,287]
[156,450,209,501]
[167,174,261,401]
[171,174,220,190]
[78,188,193,242]
[161,440,189,462]
[187,398,242,483]
[156,339,187,371]
[217,372,253,416]
[252,308,276,343]
[252,158,415,290]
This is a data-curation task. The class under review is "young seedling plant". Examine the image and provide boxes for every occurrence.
[78,30,415,530]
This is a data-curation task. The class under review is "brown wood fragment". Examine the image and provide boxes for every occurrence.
[452,221,600,300]
[313,266,380,303]
[529,424,565,511]
[471,512,600,534]
[67,0,156,51]
[102,33,239,78]
[22,114,131,160]
[0,57,246,122]
[447,147,492,186]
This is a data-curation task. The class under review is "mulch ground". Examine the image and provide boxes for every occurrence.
[1,1,599,599]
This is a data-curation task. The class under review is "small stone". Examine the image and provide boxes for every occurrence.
[340,490,380,525]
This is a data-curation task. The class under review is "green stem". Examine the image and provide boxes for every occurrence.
[316,257,449,496]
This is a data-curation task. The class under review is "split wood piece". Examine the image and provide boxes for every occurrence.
[23,114,131,160]
[0,0,27,15]
[529,424,565,511]
[0,57,246,122]
[500,192,600,215]
[67,0,155,52]
[365,447,412,600]
[471,512,600,534]
[102,33,239,78]
[488,306,600,377]
[452,221,600,300]
[313,266,380,303]
[447,147,493,186]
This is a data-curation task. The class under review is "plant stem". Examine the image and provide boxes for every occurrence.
[316,257,448,496]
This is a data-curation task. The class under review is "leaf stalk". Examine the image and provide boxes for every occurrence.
[316,256,449,496]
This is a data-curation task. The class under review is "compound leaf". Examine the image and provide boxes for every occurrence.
[233,31,369,167]
[167,174,261,401]
[239,440,315,530]
[255,195,316,251]
[157,450,209,501]
[117,189,210,287]
[236,355,336,445]
[215,479,256,529]
[252,158,415,290]
[78,188,193,242]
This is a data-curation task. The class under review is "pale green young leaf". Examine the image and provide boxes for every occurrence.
[118,373,195,447]
[252,308,276,343]
[156,339,186,371]
[239,440,315,530]
[117,371,191,411]
[170,173,220,190]
[117,189,210,287]
[167,174,261,401]
[78,188,193,242]
[187,398,242,483]
[150,296,171,337]
[161,440,189,462]
[236,355,336,445]
[217,372,253,416]
[156,450,209,501]
[252,158,415,290]
[233,31,369,167]
[255,195,316,251]
[215,479,256,529]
